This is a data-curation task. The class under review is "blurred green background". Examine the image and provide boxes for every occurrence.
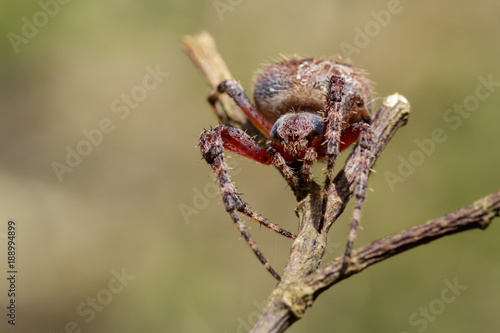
[0,0,499,332]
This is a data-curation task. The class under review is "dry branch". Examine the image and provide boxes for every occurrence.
[182,31,260,137]
[182,31,500,333]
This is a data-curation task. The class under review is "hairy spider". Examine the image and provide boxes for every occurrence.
[199,57,373,280]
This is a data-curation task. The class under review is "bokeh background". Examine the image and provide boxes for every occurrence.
[1,0,499,332]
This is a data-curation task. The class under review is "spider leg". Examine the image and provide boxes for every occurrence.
[209,80,298,186]
[209,80,273,138]
[319,76,345,231]
[297,147,318,186]
[229,210,281,280]
[319,76,373,274]
[199,125,296,280]
[200,126,296,239]
[217,125,298,199]
[266,146,298,188]
[341,123,372,274]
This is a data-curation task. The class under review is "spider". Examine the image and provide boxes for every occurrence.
[199,57,373,281]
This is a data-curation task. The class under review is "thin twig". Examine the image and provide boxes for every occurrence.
[182,31,260,137]
[309,189,500,290]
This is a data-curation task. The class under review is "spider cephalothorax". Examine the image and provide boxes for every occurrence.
[269,112,324,165]
[199,57,373,280]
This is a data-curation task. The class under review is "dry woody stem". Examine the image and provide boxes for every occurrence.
[183,31,500,333]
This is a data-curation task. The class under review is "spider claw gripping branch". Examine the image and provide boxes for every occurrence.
[199,57,373,280]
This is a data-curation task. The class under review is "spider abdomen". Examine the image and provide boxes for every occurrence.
[253,58,372,124]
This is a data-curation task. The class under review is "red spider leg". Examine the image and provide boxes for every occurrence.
[208,80,298,186]
[200,126,298,280]
[338,123,366,152]
[200,127,281,280]
[209,80,273,138]
[319,76,345,231]
[219,126,297,187]
[201,125,296,239]
[341,122,372,274]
